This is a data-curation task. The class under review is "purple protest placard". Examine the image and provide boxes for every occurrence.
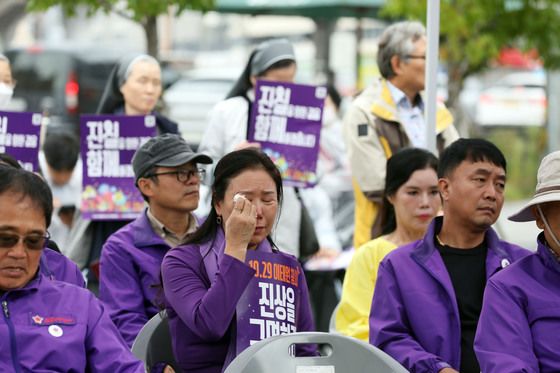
[0,110,42,172]
[80,114,157,220]
[235,250,301,355]
[248,80,326,188]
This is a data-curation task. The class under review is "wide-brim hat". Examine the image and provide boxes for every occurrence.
[509,150,560,222]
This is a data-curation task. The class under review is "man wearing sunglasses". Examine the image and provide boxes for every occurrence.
[99,133,212,347]
[1,153,85,288]
[0,167,144,371]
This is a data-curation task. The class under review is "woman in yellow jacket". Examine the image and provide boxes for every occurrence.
[336,148,441,341]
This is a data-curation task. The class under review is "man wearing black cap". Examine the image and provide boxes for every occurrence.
[98,133,212,347]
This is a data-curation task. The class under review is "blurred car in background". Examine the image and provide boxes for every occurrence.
[474,70,546,127]
[5,46,120,134]
[162,69,236,149]
[458,75,484,123]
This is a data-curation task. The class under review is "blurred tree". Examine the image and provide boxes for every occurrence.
[27,0,215,58]
[381,0,560,123]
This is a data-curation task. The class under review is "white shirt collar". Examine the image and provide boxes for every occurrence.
[386,81,424,109]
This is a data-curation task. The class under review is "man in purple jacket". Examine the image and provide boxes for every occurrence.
[475,150,560,373]
[369,138,531,373]
[0,166,143,372]
[1,153,85,288]
[41,244,85,287]
[99,133,212,347]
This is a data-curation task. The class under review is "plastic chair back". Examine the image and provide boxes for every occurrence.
[329,302,340,333]
[224,331,409,373]
[131,310,179,372]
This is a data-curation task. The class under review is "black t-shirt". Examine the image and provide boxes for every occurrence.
[435,237,487,373]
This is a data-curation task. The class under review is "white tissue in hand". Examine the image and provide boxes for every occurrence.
[233,193,245,203]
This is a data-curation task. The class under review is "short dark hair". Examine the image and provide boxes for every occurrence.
[0,167,53,228]
[43,131,80,172]
[186,148,283,247]
[380,148,439,235]
[0,153,22,169]
[138,165,157,203]
[438,138,506,178]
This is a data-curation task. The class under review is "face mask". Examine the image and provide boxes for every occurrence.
[537,204,560,249]
[0,83,13,109]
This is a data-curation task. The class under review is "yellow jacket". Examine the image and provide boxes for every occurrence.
[335,237,397,341]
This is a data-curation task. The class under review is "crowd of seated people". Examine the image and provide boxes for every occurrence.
[1,21,559,373]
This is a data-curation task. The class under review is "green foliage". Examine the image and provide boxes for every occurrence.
[381,0,560,73]
[27,0,215,21]
[482,126,547,200]
[382,1,557,192]
[27,0,215,57]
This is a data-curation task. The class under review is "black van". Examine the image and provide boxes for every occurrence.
[5,46,119,134]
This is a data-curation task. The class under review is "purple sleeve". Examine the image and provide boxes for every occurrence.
[296,268,315,333]
[295,267,317,356]
[369,260,450,373]
[162,249,255,341]
[41,249,86,288]
[73,266,86,288]
[85,294,145,372]
[58,258,86,288]
[474,280,538,373]
[99,241,148,347]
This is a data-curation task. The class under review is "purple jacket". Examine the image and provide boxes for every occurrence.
[161,228,315,373]
[475,234,560,373]
[369,217,531,372]
[41,247,85,288]
[99,210,171,347]
[0,273,143,372]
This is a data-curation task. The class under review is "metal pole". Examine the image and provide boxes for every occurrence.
[356,18,363,90]
[425,0,440,154]
[547,71,560,152]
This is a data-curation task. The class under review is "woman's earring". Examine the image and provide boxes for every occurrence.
[216,215,222,224]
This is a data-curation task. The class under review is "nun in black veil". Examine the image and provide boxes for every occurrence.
[96,53,178,133]
[68,54,179,286]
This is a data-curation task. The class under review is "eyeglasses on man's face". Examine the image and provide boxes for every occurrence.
[146,168,206,183]
[0,231,50,251]
[405,55,426,60]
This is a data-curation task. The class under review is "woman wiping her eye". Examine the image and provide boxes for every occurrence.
[161,148,315,373]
